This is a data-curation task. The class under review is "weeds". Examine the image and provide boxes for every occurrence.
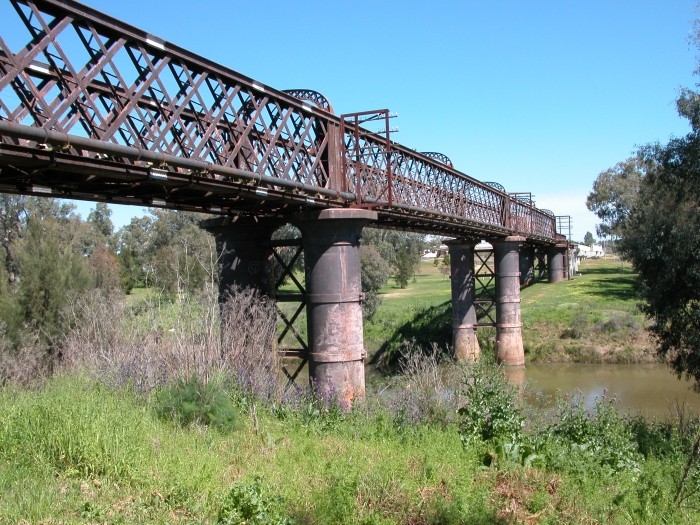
[60,285,280,401]
[383,341,459,427]
[155,376,240,432]
[458,360,524,448]
[217,477,293,525]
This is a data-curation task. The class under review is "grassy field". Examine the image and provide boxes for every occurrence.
[3,372,698,524]
[366,257,654,367]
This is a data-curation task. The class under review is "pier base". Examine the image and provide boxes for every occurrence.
[448,240,480,361]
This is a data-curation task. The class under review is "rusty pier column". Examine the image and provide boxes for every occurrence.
[448,240,480,361]
[492,236,526,367]
[547,243,568,283]
[519,245,535,286]
[202,216,280,301]
[296,208,377,407]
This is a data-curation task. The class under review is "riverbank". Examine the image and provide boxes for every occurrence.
[3,369,700,524]
[1,260,698,523]
[366,257,658,366]
[521,258,657,364]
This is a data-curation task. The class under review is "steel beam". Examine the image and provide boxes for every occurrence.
[492,236,525,367]
[295,208,377,407]
[448,240,480,361]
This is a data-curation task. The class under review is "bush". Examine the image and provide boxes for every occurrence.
[155,376,240,432]
[545,393,640,475]
[217,477,293,525]
[458,361,523,448]
[384,343,459,427]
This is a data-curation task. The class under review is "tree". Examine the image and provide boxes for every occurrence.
[360,244,391,320]
[620,128,700,387]
[148,210,215,297]
[12,202,94,348]
[586,156,645,240]
[87,203,113,239]
[583,232,595,246]
[363,229,425,289]
[116,215,154,288]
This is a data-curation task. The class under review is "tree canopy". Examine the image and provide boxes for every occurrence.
[620,120,700,386]
[593,22,700,388]
[586,156,645,240]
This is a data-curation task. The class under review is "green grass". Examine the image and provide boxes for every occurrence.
[2,373,699,524]
[0,375,490,523]
[520,258,653,363]
[364,257,653,366]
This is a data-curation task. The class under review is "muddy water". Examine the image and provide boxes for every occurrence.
[516,363,700,420]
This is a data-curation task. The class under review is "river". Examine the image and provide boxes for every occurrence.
[515,363,700,420]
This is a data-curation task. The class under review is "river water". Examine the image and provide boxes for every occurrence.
[515,363,700,420]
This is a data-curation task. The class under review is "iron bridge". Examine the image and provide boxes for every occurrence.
[0,0,568,243]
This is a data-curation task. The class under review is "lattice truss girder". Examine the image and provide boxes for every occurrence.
[0,0,332,192]
[339,110,557,240]
[0,0,560,242]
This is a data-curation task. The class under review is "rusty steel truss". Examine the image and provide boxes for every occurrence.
[0,0,567,243]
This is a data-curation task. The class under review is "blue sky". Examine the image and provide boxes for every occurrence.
[3,0,698,241]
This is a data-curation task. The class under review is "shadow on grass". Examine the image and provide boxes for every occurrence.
[578,264,635,276]
[369,300,452,373]
[580,275,640,302]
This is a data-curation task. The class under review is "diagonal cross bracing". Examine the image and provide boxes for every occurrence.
[0,0,564,243]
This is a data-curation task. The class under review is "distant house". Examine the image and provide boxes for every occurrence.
[590,243,604,258]
[574,243,604,260]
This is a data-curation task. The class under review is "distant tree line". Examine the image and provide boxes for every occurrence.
[0,196,426,374]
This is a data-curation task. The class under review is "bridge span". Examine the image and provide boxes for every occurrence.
[0,0,571,404]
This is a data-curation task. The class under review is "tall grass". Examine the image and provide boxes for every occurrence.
[60,284,280,400]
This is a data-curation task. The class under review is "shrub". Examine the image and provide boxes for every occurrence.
[60,286,280,399]
[217,477,293,525]
[380,344,460,428]
[458,361,523,448]
[546,393,640,475]
[561,310,589,339]
[155,376,239,432]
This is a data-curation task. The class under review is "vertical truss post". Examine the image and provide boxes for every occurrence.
[448,240,480,361]
[340,109,394,208]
